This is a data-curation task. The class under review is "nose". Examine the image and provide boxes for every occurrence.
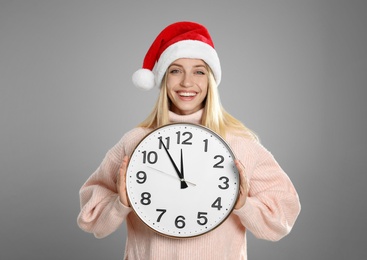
[180,73,194,88]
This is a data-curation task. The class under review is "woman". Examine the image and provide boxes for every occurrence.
[77,21,301,260]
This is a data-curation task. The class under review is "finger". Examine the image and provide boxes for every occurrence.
[121,155,129,170]
[119,156,129,182]
[239,169,247,194]
[235,159,248,193]
[234,160,248,209]
[118,155,130,206]
[235,159,245,173]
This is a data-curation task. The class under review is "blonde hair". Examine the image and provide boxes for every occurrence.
[138,65,259,141]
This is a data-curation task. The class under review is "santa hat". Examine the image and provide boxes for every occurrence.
[132,21,221,90]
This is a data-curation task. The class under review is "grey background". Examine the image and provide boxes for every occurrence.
[1,1,366,259]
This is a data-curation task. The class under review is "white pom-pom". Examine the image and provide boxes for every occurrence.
[132,69,155,90]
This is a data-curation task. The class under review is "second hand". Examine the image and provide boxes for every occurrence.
[146,165,196,186]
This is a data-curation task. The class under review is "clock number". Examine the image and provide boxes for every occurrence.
[140,192,151,205]
[213,155,224,168]
[175,216,186,229]
[158,136,170,149]
[211,197,223,210]
[142,151,158,164]
[218,176,229,189]
[136,171,147,184]
[203,139,208,152]
[176,131,193,145]
[197,212,208,225]
[156,209,166,222]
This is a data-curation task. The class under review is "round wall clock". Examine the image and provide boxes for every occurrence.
[126,123,239,238]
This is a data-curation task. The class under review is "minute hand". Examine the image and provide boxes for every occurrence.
[180,149,187,188]
[159,139,188,189]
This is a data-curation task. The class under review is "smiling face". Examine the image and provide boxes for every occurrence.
[166,58,209,115]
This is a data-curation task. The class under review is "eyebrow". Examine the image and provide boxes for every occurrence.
[169,63,207,69]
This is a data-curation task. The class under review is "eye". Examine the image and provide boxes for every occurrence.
[169,68,181,74]
[195,70,206,75]
[194,66,208,75]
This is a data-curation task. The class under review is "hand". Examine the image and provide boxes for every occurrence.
[117,155,130,207]
[234,160,248,209]
[146,165,196,186]
[159,139,188,189]
[179,149,189,188]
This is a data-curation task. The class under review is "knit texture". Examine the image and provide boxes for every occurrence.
[77,109,301,260]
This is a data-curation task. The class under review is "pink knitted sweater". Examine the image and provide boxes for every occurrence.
[77,110,301,260]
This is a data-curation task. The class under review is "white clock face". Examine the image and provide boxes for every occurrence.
[126,123,239,238]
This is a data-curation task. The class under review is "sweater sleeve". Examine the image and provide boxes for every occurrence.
[77,134,132,238]
[232,141,301,241]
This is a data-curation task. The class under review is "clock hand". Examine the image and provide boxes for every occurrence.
[180,149,188,189]
[146,166,196,186]
[159,139,188,189]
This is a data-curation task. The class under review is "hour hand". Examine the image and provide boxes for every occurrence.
[159,139,188,189]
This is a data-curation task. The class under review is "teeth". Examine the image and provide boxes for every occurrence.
[179,92,196,97]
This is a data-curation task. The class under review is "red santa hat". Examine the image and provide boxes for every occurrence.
[132,21,221,90]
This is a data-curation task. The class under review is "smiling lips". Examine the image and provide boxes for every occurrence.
[177,91,197,99]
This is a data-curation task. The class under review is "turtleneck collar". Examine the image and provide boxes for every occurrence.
[168,109,203,125]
